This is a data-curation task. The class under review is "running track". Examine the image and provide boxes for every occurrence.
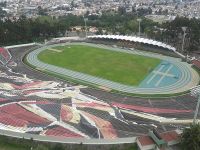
[26,42,199,94]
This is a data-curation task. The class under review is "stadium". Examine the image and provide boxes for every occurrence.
[0,35,199,146]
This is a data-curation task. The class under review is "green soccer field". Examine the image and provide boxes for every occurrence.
[38,45,161,86]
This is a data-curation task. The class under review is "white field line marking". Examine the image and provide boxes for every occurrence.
[48,48,63,52]
[155,65,173,87]
[153,71,175,78]
[146,65,165,84]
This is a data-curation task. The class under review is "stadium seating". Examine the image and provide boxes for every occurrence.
[192,59,200,69]
[111,102,191,114]
[80,116,100,138]
[78,107,111,120]
[37,103,61,120]
[0,42,197,141]
[88,35,176,51]
[87,35,179,57]
[0,112,29,127]
[60,105,73,122]
[81,111,117,139]
[0,103,50,125]
[0,47,12,65]
[11,81,43,90]
[44,125,83,138]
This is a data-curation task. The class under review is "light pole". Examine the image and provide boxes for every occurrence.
[137,18,142,37]
[160,28,164,41]
[190,85,200,124]
[181,27,187,53]
[83,16,88,37]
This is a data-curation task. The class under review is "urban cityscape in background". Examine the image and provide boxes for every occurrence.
[0,0,200,20]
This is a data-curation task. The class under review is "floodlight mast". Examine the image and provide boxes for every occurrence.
[83,16,88,38]
[181,27,187,53]
[137,18,142,37]
[190,85,200,124]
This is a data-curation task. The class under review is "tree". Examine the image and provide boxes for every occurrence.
[35,145,49,150]
[180,123,200,150]
[0,1,6,7]
[96,27,103,35]
[127,19,138,33]
[38,6,47,16]
[51,143,65,150]
[0,7,7,19]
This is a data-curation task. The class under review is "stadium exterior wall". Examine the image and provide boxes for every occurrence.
[0,129,136,144]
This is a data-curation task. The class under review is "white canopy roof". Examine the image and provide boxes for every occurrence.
[88,35,176,51]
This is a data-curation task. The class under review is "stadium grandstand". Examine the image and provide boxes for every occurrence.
[192,59,200,70]
[87,35,179,57]
[88,35,176,51]
[0,37,198,147]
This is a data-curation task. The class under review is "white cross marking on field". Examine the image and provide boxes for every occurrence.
[147,64,176,87]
